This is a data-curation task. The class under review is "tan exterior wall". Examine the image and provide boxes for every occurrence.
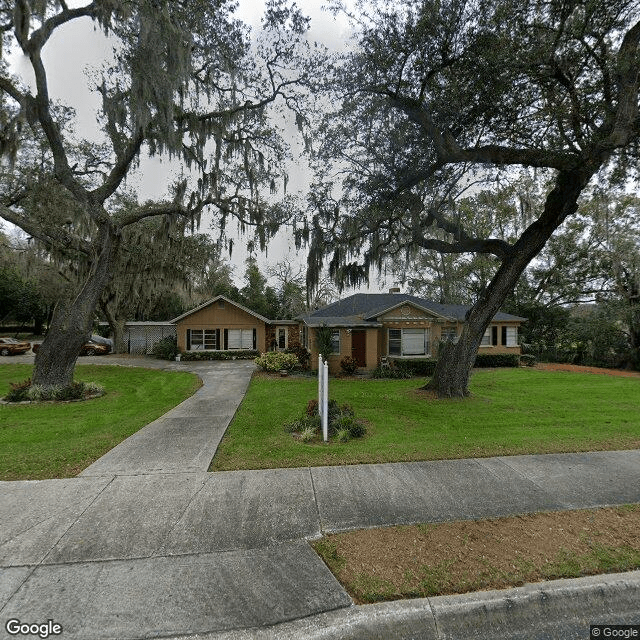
[305,319,522,372]
[176,301,266,352]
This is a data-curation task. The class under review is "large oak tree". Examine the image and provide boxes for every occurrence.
[307,0,640,396]
[0,0,314,389]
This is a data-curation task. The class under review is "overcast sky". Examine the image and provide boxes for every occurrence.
[7,1,392,292]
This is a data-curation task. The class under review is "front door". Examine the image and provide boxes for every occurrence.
[351,330,366,367]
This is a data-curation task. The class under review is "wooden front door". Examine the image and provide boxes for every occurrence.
[351,330,367,367]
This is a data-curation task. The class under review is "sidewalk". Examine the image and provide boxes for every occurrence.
[0,359,639,639]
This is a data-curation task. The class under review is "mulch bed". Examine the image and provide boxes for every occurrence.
[536,363,640,378]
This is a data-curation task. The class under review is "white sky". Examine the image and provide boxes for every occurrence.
[6,1,393,293]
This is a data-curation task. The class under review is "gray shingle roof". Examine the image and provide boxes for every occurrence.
[305,293,526,324]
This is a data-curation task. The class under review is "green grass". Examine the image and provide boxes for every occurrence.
[210,368,640,471]
[0,364,201,480]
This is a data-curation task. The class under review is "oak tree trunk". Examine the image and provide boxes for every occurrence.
[425,169,594,397]
[101,301,127,354]
[33,226,119,389]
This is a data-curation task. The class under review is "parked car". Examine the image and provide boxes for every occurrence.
[0,337,32,356]
[32,337,112,356]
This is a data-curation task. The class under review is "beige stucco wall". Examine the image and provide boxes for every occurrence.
[176,301,266,351]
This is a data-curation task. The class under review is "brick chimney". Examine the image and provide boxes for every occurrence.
[389,287,401,294]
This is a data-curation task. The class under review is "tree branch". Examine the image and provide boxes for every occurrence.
[384,92,580,171]
[0,204,92,255]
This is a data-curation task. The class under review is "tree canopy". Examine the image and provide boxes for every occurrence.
[306,0,640,395]
[0,0,317,387]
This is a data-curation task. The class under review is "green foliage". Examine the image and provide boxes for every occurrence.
[394,359,438,376]
[181,350,259,361]
[3,379,104,403]
[254,351,299,372]
[340,355,359,374]
[520,354,536,367]
[152,335,179,360]
[284,397,367,442]
[286,341,310,369]
[3,378,32,402]
[315,325,335,362]
[371,364,412,379]
[473,353,521,368]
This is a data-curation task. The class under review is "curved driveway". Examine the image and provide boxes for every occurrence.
[0,356,639,639]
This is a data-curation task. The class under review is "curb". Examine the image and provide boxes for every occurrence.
[168,570,640,640]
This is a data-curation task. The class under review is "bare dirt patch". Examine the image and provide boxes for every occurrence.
[536,362,640,378]
[312,506,640,604]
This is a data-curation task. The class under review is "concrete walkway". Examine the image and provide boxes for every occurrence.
[1,358,639,639]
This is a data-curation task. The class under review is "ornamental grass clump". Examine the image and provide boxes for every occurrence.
[284,398,367,443]
[255,351,299,372]
[3,379,104,403]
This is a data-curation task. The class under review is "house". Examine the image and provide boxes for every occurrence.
[298,291,526,372]
[172,295,299,353]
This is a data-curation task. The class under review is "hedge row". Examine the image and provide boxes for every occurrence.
[386,353,521,376]
[180,350,259,361]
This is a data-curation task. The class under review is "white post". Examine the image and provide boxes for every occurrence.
[318,354,324,424]
[322,358,329,442]
[318,355,329,442]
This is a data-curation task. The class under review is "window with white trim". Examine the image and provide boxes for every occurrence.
[505,326,518,346]
[227,329,254,350]
[388,328,430,356]
[189,329,216,350]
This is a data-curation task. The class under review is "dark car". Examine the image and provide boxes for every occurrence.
[0,337,32,356]
[32,337,111,356]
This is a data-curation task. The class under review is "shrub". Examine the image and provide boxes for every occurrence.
[336,428,351,443]
[152,335,179,360]
[394,359,437,376]
[315,325,335,362]
[520,354,536,367]
[473,353,520,368]
[3,379,104,403]
[286,342,310,369]
[181,349,259,361]
[340,356,359,375]
[285,399,367,441]
[255,351,299,372]
[371,365,411,379]
[3,378,32,402]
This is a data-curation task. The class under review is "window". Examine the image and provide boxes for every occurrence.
[277,327,287,350]
[331,329,340,354]
[441,327,459,343]
[388,328,429,356]
[481,326,499,347]
[227,329,254,350]
[389,329,402,356]
[505,326,518,346]
[188,329,216,350]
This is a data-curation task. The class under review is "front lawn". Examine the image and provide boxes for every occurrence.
[210,368,640,471]
[0,364,201,480]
